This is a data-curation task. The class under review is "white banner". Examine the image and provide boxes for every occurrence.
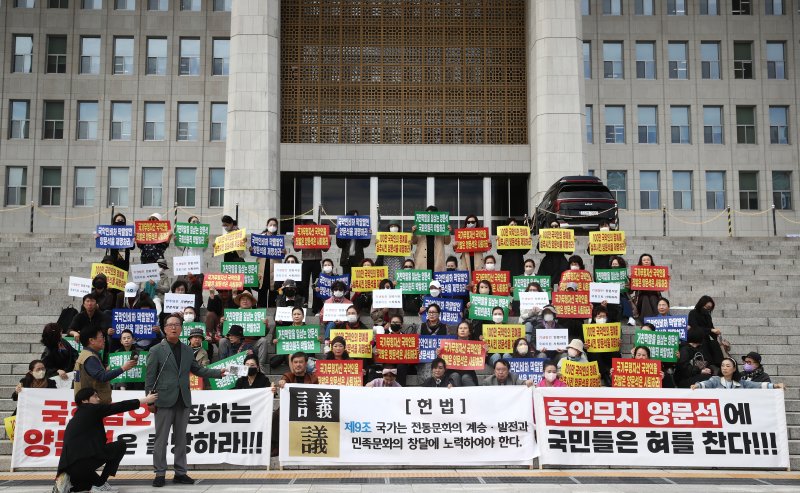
[371,289,403,309]
[279,385,537,466]
[273,263,303,282]
[129,263,160,283]
[67,276,92,297]
[12,389,272,468]
[322,303,352,323]
[164,293,196,313]
[173,255,203,276]
[519,291,550,312]
[535,328,569,351]
[275,307,306,322]
[533,387,789,468]
[589,282,620,304]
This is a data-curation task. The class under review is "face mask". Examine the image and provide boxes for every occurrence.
[517,344,528,355]
[247,367,258,376]
[184,313,195,323]
[485,263,495,271]
[347,314,358,324]
[322,265,333,274]
[446,267,455,271]
[543,314,554,322]
[567,348,579,359]
[570,265,579,270]
[466,222,476,228]
[390,324,402,332]
[544,372,557,383]
[429,289,441,298]
[114,220,125,225]
[389,226,399,233]
[92,280,107,290]
[524,268,534,275]
[492,314,504,324]
[403,265,413,270]
[599,227,610,232]
[595,317,607,324]
[743,363,755,372]
[284,288,296,297]
[333,290,344,298]
[221,227,229,234]
[267,225,278,233]
[32,369,46,380]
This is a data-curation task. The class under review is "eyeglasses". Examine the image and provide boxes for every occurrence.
[164,323,181,328]
[427,311,439,315]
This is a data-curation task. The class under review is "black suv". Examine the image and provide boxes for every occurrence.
[533,176,619,232]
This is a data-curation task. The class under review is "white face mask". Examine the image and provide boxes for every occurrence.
[599,227,610,232]
[347,314,358,324]
[524,268,534,275]
[567,348,580,359]
[492,314,504,324]
[333,290,344,298]
[32,369,46,380]
[517,344,528,355]
[543,313,554,322]
[466,223,476,228]
[570,265,579,270]
[389,226,399,233]
[544,372,557,383]
[221,227,229,234]
[595,317,607,324]
[267,225,278,233]
[485,263,495,271]
[429,289,441,298]
[322,265,333,274]
[184,313,195,323]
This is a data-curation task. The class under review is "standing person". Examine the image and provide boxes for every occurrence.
[588,220,614,273]
[68,293,111,365]
[412,205,452,272]
[56,388,157,493]
[295,219,328,305]
[146,314,227,487]
[255,217,285,308]
[497,217,530,278]
[536,221,571,290]
[375,222,406,281]
[138,213,172,264]
[336,210,371,276]
[455,215,485,273]
[633,253,661,322]
[688,295,725,368]
[221,215,245,263]
[107,212,133,272]
[74,327,136,404]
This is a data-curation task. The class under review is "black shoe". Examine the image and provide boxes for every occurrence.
[173,474,195,485]
[152,476,165,487]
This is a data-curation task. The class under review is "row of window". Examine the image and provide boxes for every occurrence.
[585,104,789,145]
[11,35,230,76]
[583,0,789,16]
[603,170,792,211]
[8,100,228,142]
[4,166,224,208]
[13,0,231,12]
[584,40,786,81]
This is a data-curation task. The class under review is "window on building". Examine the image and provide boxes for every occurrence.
[211,103,227,141]
[213,0,231,11]
[670,106,691,144]
[146,38,167,75]
[739,171,759,210]
[766,42,786,80]
[111,101,132,140]
[320,176,372,219]
[581,0,590,15]
[700,42,721,79]
[40,167,61,206]
[113,37,134,75]
[148,0,167,10]
[80,37,101,75]
[212,38,230,76]
[603,42,624,79]
[732,0,751,15]
[144,102,165,141]
[209,168,224,207]
[585,105,593,144]
[488,176,528,232]
[700,0,719,14]
[635,41,656,79]
[5,167,27,206]
[49,0,69,7]
[769,106,789,144]
[9,100,30,139]
[673,171,693,210]
[177,102,198,141]
[583,42,591,79]
[115,0,135,10]
[74,167,95,207]
[667,0,686,15]
[15,0,37,7]
[607,171,628,209]
[706,171,726,210]
[733,42,754,79]
[736,106,756,144]
[43,101,65,139]
[108,167,129,206]
[668,42,688,79]
[635,0,654,15]
[637,106,657,144]
[604,106,625,144]
[640,171,660,210]
[703,106,724,144]
[176,168,196,207]
[46,35,67,74]
[77,101,98,140]
[181,0,200,11]
[179,38,200,76]
[142,168,162,207]
[603,0,622,15]
[435,177,485,232]
[765,0,784,15]
[773,171,792,209]
[82,0,101,9]
[12,35,33,73]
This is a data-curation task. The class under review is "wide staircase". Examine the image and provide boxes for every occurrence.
[0,233,797,470]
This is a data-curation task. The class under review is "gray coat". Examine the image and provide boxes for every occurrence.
[145,339,222,408]
[482,373,524,386]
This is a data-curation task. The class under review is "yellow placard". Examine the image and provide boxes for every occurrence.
[560,360,601,387]
[375,232,412,257]
[588,231,627,255]
[481,324,525,353]
[496,226,533,250]
[582,323,621,353]
[90,263,128,291]
[350,266,389,292]
[538,228,575,252]
[330,329,374,359]
[213,228,247,256]
[4,415,15,441]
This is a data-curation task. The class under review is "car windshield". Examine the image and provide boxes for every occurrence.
[557,186,614,199]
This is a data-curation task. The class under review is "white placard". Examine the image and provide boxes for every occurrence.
[164,293,196,313]
[173,255,203,276]
[371,289,403,309]
[273,263,303,282]
[67,276,92,297]
[321,303,352,323]
[519,291,550,312]
[535,328,569,351]
[228,365,250,378]
[129,263,160,282]
[275,307,306,322]
[589,282,620,304]
[49,372,75,390]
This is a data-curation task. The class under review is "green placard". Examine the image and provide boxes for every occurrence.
[223,308,267,337]
[64,336,82,353]
[109,350,148,383]
[634,330,680,363]
[468,293,511,322]
[595,268,629,293]
[207,352,248,390]
[511,275,551,300]
[395,269,433,294]
[174,222,210,248]
[276,325,321,355]
[221,262,259,288]
[414,211,450,236]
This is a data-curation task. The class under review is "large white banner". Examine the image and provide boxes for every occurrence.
[533,387,789,468]
[279,385,537,466]
[12,389,272,469]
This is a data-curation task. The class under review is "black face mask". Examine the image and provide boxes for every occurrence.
[390,324,402,332]
[248,367,258,376]
[93,280,107,290]
[446,267,455,271]
[284,289,296,297]
[114,220,126,225]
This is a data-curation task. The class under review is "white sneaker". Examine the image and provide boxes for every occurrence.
[91,483,118,493]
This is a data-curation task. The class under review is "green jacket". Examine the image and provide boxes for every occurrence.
[145,339,222,408]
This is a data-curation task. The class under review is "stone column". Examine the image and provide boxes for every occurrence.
[224,0,281,232]
[526,0,585,210]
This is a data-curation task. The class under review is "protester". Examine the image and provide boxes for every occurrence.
[370,279,402,328]
[68,293,110,363]
[691,358,785,390]
[220,215,245,262]
[218,291,266,366]
[12,360,56,409]
[609,255,636,326]
[557,339,588,372]
[275,279,306,316]
[632,253,661,321]
[205,288,237,357]
[324,336,350,360]
[538,360,567,387]
[628,346,666,386]
[497,217,530,277]
[444,321,480,387]
[106,212,133,272]
[375,222,406,281]
[40,323,78,379]
[411,205,452,272]
[510,337,534,359]
[741,351,771,383]
[270,352,319,456]
[421,358,455,388]
[254,217,284,308]
[688,295,725,368]
[218,324,253,360]
[488,307,511,366]
[74,327,136,404]
[311,258,337,314]
[676,328,718,388]
[116,281,156,310]
[137,213,171,264]
[455,215,485,272]
[483,359,533,386]
[536,221,571,289]
[519,282,545,342]
[418,303,450,336]
[178,215,206,260]
[585,306,620,386]
[234,354,271,389]
[321,280,353,339]
[296,219,328,306]
[365,364,401,387]
[399,259,422,314]
[350,258,376,313]
[589,220,614,272]
[91,274,115,312]
[336,210,371,276]
[656,297,671,316]
[188,327,210,367]
[270,306,311,370]
[108,329,142,389]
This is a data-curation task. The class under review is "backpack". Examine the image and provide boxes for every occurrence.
[56,305,78,332]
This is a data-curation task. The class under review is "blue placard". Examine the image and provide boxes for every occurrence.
[315,273,351,300]
[418,335,457,363]
[421,296,464,325]
[507,358,546,385]
[336,216,371,239]
[95,225,135,249]
[644,315,688,341]
[250,234,285,259]
[433,270,469,297]
[111,309,158,339]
